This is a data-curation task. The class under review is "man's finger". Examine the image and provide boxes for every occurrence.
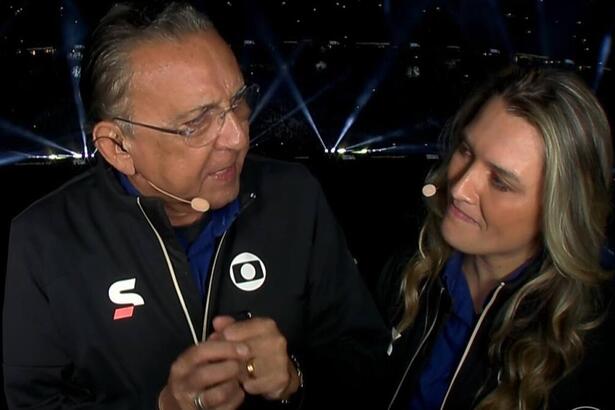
[241,372,289,398]
[188,361,243,394]
[222,317,279,341]
[212,315,236,334]
[197,379,244,409]
[171,340,250,378]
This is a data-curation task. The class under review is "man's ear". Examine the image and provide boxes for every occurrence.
[92,121,136,175]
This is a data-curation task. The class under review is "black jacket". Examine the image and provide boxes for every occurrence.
[376,251,615,410]
[3,155,388,409]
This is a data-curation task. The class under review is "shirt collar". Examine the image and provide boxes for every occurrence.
[115,171,240,238]
[441,251,534,323]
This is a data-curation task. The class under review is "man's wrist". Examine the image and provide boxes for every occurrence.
[280,354,304,404]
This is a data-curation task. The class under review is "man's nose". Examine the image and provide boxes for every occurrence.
[215,110,247,149]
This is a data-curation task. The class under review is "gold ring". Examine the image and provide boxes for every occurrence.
[246,358,256,379]
[193,392,206,410]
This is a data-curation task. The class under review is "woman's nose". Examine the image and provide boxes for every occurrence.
[450,165,481,204]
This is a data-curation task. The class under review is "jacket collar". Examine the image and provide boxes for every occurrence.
[93,154,259,224]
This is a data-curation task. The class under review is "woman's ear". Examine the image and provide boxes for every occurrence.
[93,121,136,175]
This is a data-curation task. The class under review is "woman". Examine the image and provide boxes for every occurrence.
[378,66,615,409]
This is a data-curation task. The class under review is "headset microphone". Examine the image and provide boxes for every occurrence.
[94,135,210,212]
[422,184,437,198]
[145,180,210,213]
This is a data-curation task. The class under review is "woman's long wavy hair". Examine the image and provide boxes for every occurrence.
[398,66,613,409]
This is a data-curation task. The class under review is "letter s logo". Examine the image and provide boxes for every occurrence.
[108,278,145,320]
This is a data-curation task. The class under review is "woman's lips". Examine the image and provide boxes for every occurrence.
[448,203,479,226]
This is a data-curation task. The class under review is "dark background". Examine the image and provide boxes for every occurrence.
[2,0,615,406]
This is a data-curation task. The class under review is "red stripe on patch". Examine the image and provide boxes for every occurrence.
[113,306,134,320]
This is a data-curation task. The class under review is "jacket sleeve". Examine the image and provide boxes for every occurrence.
[301,183,390,408]
[374,250,413,329]
[3,219,74,409]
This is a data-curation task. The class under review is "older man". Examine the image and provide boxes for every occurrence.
[3,2,387,409]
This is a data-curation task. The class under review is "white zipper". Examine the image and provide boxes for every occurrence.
[137,197,199,345]
[201,192,256,340]
[137,193,256,345]
[388,286,445,410]
[439,281,506,410]
[421,280,432,335]
[201,231,227,341]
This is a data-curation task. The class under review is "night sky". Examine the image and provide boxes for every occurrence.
[1,0,615,161]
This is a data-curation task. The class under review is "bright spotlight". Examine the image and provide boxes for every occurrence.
[0,118,78,156]
[263,40,326,150]
[331,47,399,152]
[594,34,612,90]
[61,0,89,159]
[250,81,336,146]
[0,152,29,167]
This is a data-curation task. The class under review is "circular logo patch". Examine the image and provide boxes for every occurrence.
[229,252,267,291]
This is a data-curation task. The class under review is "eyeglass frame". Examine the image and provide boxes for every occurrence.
[112,83,259,146]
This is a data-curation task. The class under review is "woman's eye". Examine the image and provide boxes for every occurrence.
[457,143,472,157]
[491,175,510,192]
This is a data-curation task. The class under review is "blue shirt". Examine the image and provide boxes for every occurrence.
[409,252,527,410]
[117,173,239,298]
[174,201,239,297]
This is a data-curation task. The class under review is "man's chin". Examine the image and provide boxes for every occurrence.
[204,187,240,210]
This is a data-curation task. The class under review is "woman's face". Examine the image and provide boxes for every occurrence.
[441,97,544,266]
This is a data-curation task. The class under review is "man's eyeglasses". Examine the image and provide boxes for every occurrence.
[113,84,260,148]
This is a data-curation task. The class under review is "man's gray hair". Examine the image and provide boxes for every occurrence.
[81,2,215,128]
